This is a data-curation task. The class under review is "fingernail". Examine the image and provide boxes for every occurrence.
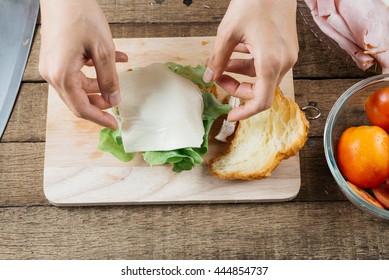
[119,52,128,62]
[203,67,214,83]
[108,91,120,106]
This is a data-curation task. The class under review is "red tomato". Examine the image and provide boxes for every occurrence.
[372,184,389,209]
[347,181,384,209]
[365,87,389,132]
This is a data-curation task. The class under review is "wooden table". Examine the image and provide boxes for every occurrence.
[1,1,388,259]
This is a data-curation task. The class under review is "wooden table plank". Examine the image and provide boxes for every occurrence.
[97,0,228,24]
[35,0,230,25]
[294,79,357,136]
[0,83,47,143]
[0,203,387,259]
[24,17,375,82]
[0,143,46,206]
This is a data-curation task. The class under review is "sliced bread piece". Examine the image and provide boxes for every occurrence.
[209,87,309,180]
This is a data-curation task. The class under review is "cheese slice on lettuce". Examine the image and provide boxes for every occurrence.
[118,63,204,152]
[98,62,230,173]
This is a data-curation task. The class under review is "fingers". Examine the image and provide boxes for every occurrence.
[40,44,124,129]
[47,71,118,129]
[217,60,278,122]
[87,94,113,110]
[74,102,118,130]
[216,72,274,122]
[63,84,118,130]
[204,30,240,83]
[85,51,128,67]
[227,80,276,122]
[90,43,121,106]
[234,43,250,54]
[114,51,129,63]
[80,73,99,93]
[40,64,118,129]
[216,75,254,100]
[225,45,282,121]
[82,50,129,94]
[225,58,256,77]
[234,55,278,121]
[216,73,275,122]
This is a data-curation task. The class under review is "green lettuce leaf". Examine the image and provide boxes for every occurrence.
[165,62,215,93]
[98,128,135,162]
[98,63,230,172]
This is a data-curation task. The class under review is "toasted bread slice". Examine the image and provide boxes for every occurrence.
[209,87,309,180]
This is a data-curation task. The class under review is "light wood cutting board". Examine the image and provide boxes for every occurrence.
[44,37,301,206]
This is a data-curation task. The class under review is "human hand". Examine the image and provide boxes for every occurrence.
[39,0,128,130]
[204,0,299,122]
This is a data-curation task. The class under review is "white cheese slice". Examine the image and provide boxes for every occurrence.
[117,63,205,153]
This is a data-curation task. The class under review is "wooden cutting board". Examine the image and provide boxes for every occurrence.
[44,37,301,206]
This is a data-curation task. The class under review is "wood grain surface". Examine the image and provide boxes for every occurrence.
[1,1,388,260]
[0,203,388,260]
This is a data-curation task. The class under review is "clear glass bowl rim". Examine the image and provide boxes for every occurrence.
[324,73,389,220]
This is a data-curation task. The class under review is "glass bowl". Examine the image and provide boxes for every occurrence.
[324,74,389,220]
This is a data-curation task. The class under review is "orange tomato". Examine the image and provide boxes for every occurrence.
[365,87,389,132]
[337,126,389,188]
[347,181,384,209]
[372,184,389,209]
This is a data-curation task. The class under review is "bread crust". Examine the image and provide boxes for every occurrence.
[209,87,309,180]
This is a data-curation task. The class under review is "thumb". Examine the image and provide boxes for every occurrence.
[91,44,121,106]
[204,32,239,83]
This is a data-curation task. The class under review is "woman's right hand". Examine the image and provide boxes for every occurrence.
[204,0,299,122]
[39,0,128,130]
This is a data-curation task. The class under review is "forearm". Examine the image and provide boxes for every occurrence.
[256,0,297,15]
[259,0,298,37]
[40,0,89,22]
[40,0,101,30]
[237,0,298,44]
